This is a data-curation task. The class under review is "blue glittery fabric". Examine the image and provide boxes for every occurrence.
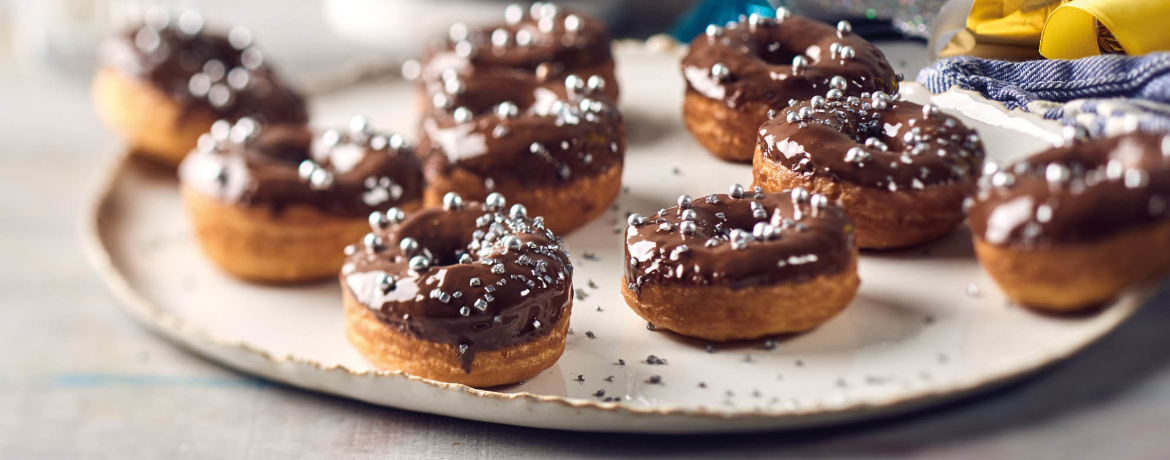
[669,0,788,42]
[917,53,1170,136]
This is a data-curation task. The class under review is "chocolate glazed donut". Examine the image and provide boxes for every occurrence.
[969,131,1170,311]
[681,10,898,162]
[179,117,424,282]
[622,186,860,341]
[341,194,573,387]
[753,92,984,249]
[94,9,307,167]
[417,69,625,235]
[407,3,619,102]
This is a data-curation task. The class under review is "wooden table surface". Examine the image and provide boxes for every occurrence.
[3,3,1170,458]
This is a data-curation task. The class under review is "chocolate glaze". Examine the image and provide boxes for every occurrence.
[968,131,1170,248]
[624,188,855,292]
[759,95,984,191]
[341,198,573,372]
[415,4,616,95]
[682,15,898,110]
[179,118,424,217]
[418,69,625,187]
[99,13,307,125]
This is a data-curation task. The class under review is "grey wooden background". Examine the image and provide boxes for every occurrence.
[3,1,1170,458]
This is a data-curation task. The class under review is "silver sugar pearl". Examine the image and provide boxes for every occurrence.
[810,96,826,109]
[505,4,525,24]
[368,211,389,230]
[453,107,474,123]
[442,192,464,211]
[628,213,646,226]
[681,209,698,221]
[399,237,419,254]
[586,75,606,93]
[829,76,848,91]
[363,233,384,252]
[297,160,317,180]
[677,194,692,208]
[1045,164,1070,183]
[826,89,844,99]
[408,255,430,272]
[509,204,528,219]
[775,7,791,20]
[386,207,405,223]
[711,63,731,81]
[729,183,744,198]
[791,55,808,74]
[485,192,507,211]
[679,220,697,234]
[837,20,852,34]
[308,168,334,191]
[840,46,855,60]
[786,111,801,123]
[922,104,940,119]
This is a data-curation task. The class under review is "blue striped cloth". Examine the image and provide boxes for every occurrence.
[917,53,1170,136]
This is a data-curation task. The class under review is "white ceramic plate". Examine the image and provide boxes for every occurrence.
[85,42,1154,433]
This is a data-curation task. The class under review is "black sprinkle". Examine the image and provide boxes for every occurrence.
[582,252,599,261]
[725,390,734,397]
[604,397,618,402]
[595,306,603,312]
[615,359,625,366]
[705,344,716,353]
[698,382,707,388]
[743,354,754,363]
[588,280,598,289]
[622,186,630,194]
[567,328,574,334]
[604,376,614,382]
[646,322,656,331]
[612,228,622,234]
[924,315,935,324]
[672,166,681,175]
[836,378,847,388]
[645,355,667,365]
[575,289,588,300]
[937,353,949,364]
[574,375,585,382]
[585,331,596,339]
[646,375,662,384]
[752,389,762,398]
[795,359,804,367]
[593,389,606,398]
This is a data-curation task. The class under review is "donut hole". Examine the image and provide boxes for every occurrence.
[750,36,804,67]
[244,125,313,164]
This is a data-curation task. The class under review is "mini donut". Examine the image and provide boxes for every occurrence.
[407,3,619,102]
[340,193,573,387]
[622,186,859,341]
[179,117,423,283]
[417,70,625,235]
[968,131,1170,311]
[681,11,898,162]
[753,92,984,249]
[94,9,307,167]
